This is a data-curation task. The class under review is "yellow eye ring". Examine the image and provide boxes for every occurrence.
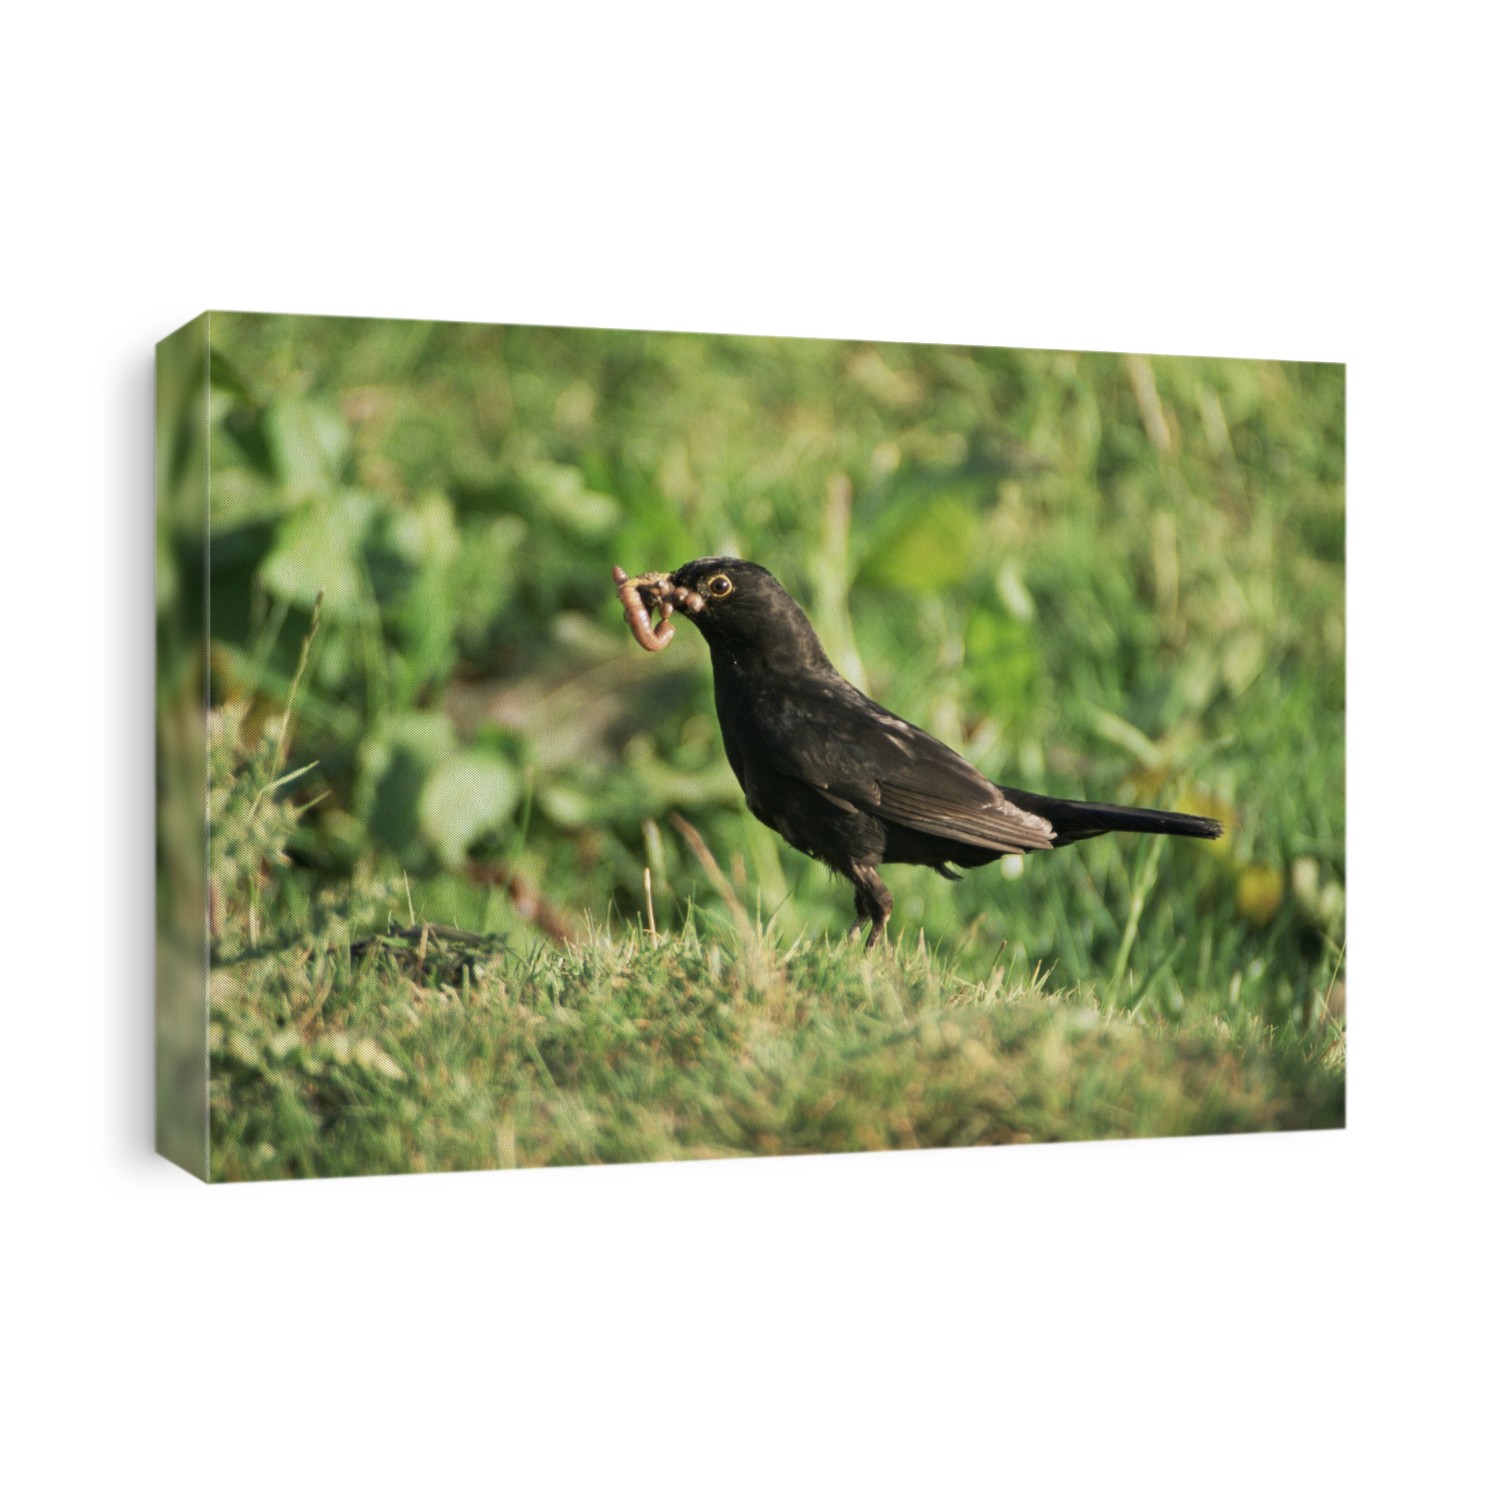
[705,573,734,598]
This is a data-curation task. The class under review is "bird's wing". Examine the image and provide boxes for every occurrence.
[761,683,1056,854]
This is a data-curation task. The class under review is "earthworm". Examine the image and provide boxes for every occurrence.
[613,565,676,652]
[666,584,705,614]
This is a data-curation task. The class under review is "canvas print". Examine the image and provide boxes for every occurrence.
[156,314,1345,1181]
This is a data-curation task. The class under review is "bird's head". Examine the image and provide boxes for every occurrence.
[639,557,830,668]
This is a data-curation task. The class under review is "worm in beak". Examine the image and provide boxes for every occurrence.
[613,566,677,652]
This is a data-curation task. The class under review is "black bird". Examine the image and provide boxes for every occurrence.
[629,557,1223,947]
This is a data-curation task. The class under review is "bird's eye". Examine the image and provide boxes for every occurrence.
[705,574,734,598]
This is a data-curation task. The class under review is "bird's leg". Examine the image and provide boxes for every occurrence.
[848,864,893,950]
[847,883,872,943]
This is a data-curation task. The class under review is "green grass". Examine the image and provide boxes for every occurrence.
[208,920,1344,1181]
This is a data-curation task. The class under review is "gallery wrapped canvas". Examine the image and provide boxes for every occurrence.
[156,313,1345,1182]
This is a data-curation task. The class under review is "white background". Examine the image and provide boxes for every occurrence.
[5,4,1495,1495]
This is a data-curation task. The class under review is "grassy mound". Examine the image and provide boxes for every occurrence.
[209,921,1343,1181]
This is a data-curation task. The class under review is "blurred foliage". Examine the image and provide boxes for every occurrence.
[197,313,1344,1028]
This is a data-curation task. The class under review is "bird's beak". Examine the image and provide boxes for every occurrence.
[611,566,708,646]
[636,571,707,615]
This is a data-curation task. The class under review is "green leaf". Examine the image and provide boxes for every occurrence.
[1087,706,1164,769]
[375,491,460,569]
[419,750,521,867]
[858,496,979,593]
[366,493,464,703]
[964,608,1039,715]
[519,461,621,540]
[264,398,350,493]
[357,713,457,864]
[261,490,376,614]
[207,348,256,404]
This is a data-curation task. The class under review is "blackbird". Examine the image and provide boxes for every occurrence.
[627,556,1223,947]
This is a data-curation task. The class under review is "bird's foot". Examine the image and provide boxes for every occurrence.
[847,864,893,952]
[847,913,890,950]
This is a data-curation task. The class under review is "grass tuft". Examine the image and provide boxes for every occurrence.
[209,915,1342,1180]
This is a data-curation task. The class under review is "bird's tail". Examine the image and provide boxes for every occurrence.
[1000,787,1224,848]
